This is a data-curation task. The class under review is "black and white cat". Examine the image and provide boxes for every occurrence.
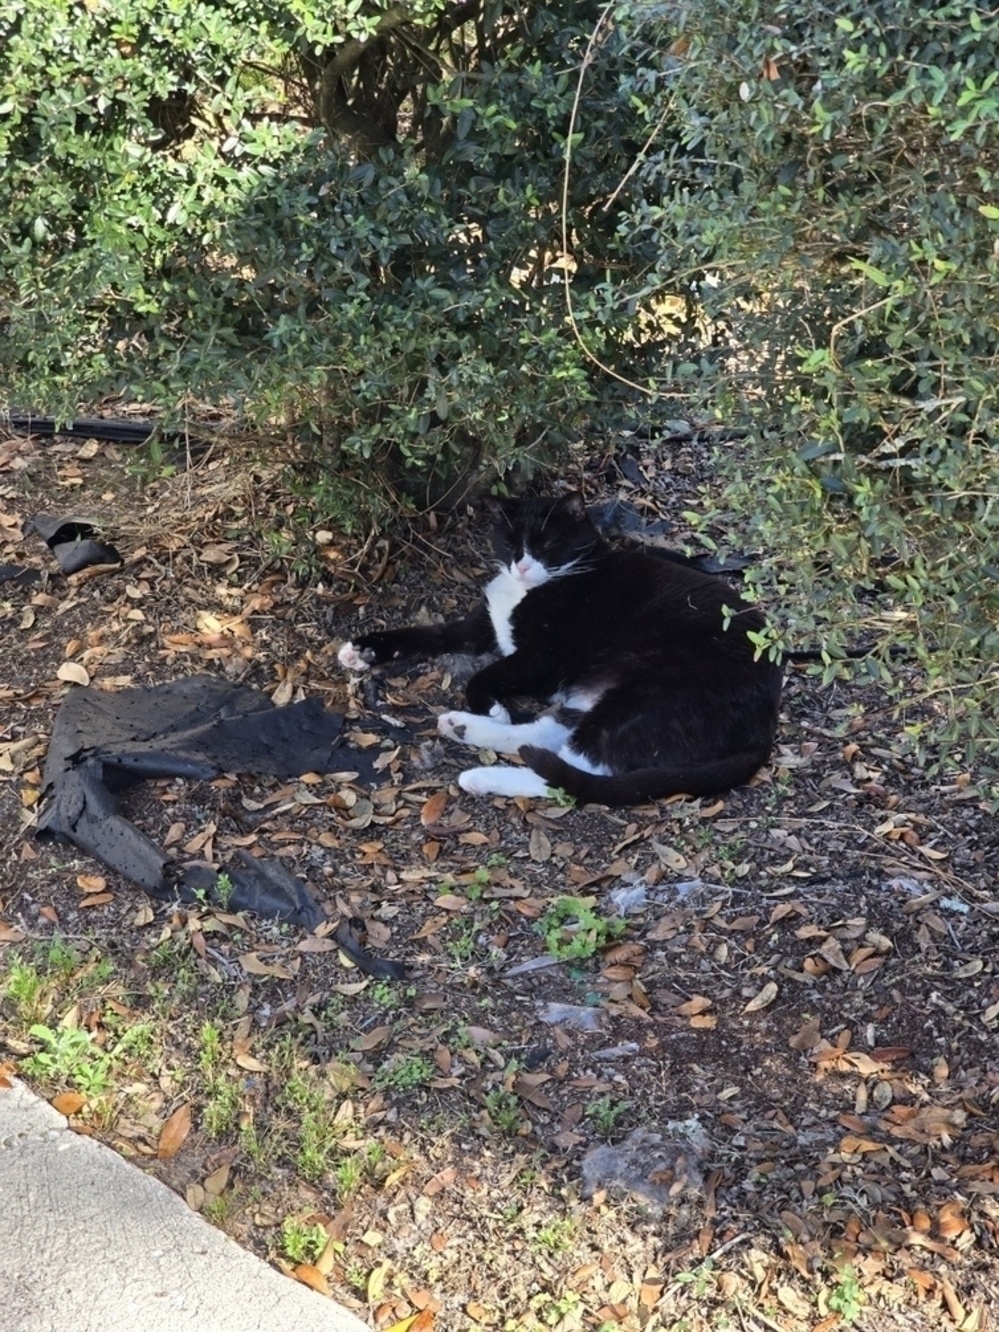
[338,493,783,806]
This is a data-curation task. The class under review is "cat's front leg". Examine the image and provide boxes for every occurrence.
[463,652,557,716]
[438,709,570,755]
[339,605,495,672]
[338,627,429,671]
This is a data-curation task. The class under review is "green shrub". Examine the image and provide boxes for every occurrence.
[608,0,999,769]
[0,1,669,526]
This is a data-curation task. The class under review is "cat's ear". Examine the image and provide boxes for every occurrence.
[484,494,516,524]
[563,492,588,522]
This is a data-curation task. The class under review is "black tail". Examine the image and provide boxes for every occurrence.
[518,745,769,807]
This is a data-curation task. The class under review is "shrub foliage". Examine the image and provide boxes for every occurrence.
[610,0,999,767]
[0,0,665,519]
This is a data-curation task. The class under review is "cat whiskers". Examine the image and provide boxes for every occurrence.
[552,555,596,579]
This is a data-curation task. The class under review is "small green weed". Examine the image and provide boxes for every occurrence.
[545,786,576,808]
[444,921,477,963]
[484,1087,523,1136]
[280,1216,329,1265]
[827,1265,864,1324]
[203,1079,241,1139]
[369,979,406,1010]
[198,1021,226,1078]
[22,1024,113,1095]
[334,1153,364,1200]
[585,1094,630,1138]
[202,1193,232,1226]
[532,1216,577,1254]
[3,941,111,1026]
[197,1020,241,1138]
[296,1110,340,1181]
[538,896,625,961]
[281,1079,339,1180]
[675,1258,716,1299]
[374,1053,434,1092]
[214,872,235,910]
[463,867,489,902]
[238,1122,273,1169]
[38,938,81,979]
[109,1020,157,1066]
[128,437,178,483]
[3,962,47,1022]
[537,1290,583,1324]
[343,1257,369,1294]
[365,1141,385,1170]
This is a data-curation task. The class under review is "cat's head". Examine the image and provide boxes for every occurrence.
[486,493,602,583]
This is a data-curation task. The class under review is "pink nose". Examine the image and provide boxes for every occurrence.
[515,558,531,574]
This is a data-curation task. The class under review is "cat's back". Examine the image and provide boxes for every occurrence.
[589,546,758,627]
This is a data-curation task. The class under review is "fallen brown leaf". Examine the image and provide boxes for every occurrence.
[57,661,90,686]
[423,1166,458,1197]
[743,980,778,1013]
[239,951,297,979]
[204,1162,231,1197]
[51,1091,87,1117]
[352,1025,392,1052]
[385,1313,435,1332]
[75,873,107,892]
[789,1017,822,1051]
[293,1264,331,1297]
[420,792,449,826]
[158,1102,193,1159]
[529,827,552,861]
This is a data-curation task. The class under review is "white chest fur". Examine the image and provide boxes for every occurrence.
[485,568,528,656]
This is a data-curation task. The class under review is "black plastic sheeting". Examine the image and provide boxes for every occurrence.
[31,513,123,574]
[37,676,370,932]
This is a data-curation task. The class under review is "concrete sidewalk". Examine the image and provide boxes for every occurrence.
[0,1078,369,1332]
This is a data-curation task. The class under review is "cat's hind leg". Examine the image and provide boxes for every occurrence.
[458,740,611,798]
[458,765,551,798]
[438,710,570,755]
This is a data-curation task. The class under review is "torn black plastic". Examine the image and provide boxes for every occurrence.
[31,514,122,574]
[37,676,351,929]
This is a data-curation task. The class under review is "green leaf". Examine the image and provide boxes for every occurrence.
[848,259,894,288]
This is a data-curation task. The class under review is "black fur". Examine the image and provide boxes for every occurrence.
[348,494,783,806]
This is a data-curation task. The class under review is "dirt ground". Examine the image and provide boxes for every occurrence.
[2,424,998,1332]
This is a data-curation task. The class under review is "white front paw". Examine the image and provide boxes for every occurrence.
[458,765,550,798]
[438,710,471,741]
[458,766,498,796]
[338,642,371,672]
[488,702,511,724]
